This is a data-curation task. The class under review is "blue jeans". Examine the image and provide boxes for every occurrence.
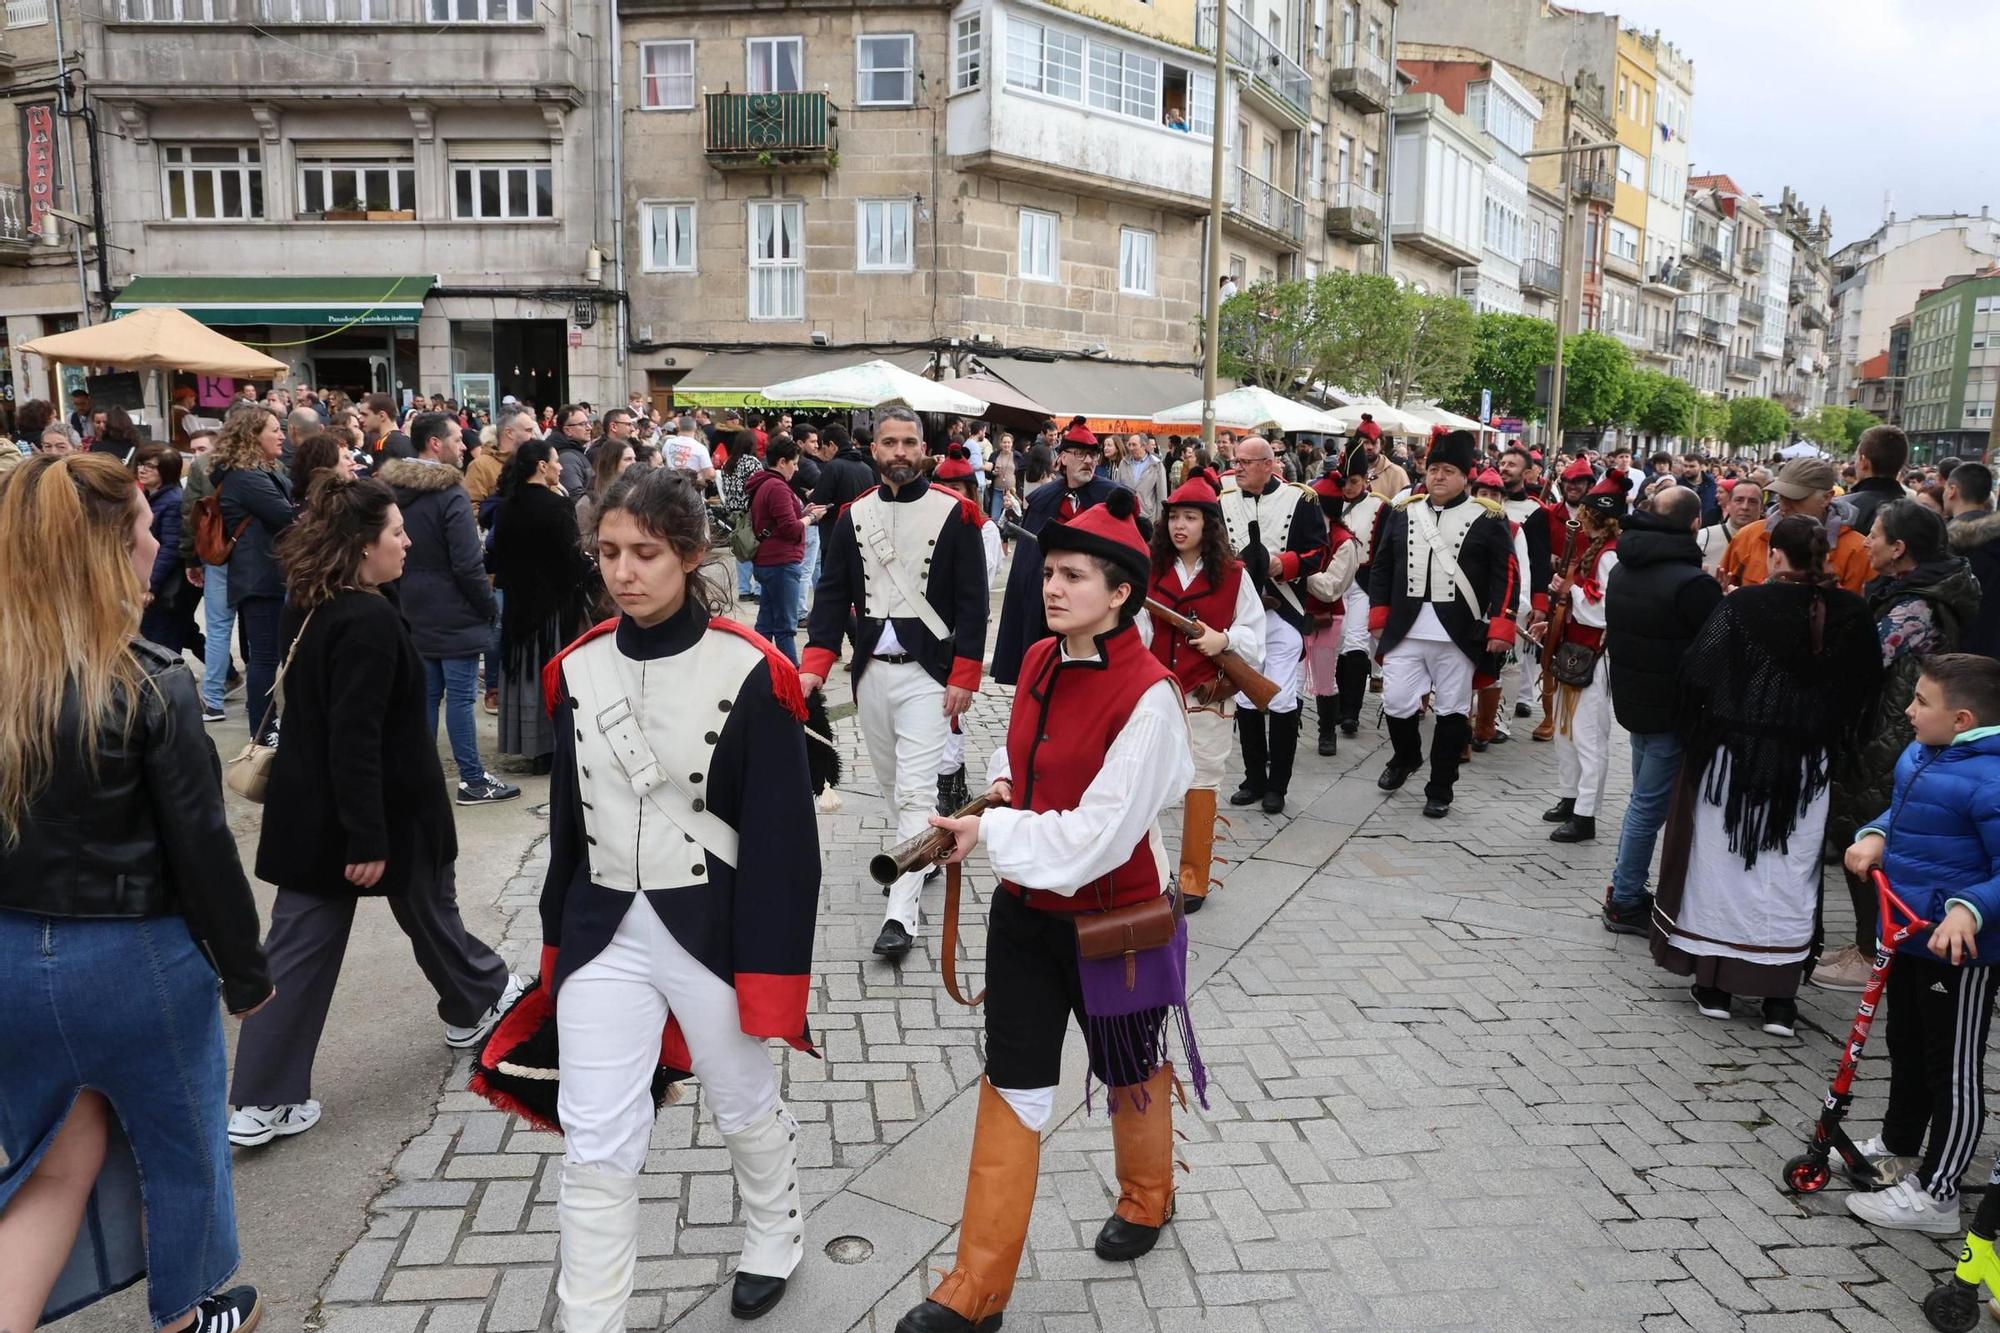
[424,655,488,786]
[236,593,284,743]
[200,561,234,710]
[1610,731,1684,906]
[485,588,504,691]
[801,523,821,598]
[753,562,804,663]
[0,912,239,1328]
[737,551,757,597]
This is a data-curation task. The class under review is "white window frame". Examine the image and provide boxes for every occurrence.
[747,35,803,93]
[952,12,982,92]
[160,143,264,222]
[748,199,805,321]
[449,158,554,221]
[855,198,915,273]
[856,32,915,107]
[1004,18,1083,102]
[427,0,530,22]
[1018,208,1058,283]
[1118,227,1154,296]
[295,153,416,218]
[640,200,697,273]
[638,40,694,111]
[1187,68,1215,137]
[1308,124,1324,201]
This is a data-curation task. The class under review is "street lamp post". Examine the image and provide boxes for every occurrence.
[1523,130,1618,456]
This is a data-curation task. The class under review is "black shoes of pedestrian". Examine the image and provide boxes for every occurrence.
[1227,781,1264,807]
[895,1301,1001,1332]
[1603,893,1652,936]
[1514,701,1533,719]
[1317,732,1338,757]
[936,764,971,816]
[873,921,913,962]
[1541,797,1574,823]
[1422,798,1451,819]
[1261,790,1285,815]
[1377,762,1417,791]
[1548,815,1595,843]
[1761,997,1798,1038]
[187,1286,262,1333]
[1340,720,1359,737]
[1470,737,1488,753]
[1095,1213,1165,1261]
[731,1272,786,1320]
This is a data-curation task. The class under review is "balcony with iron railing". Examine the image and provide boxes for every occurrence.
[1329,41,1391,113]
[1741,243,1764,273]
[0,184,31,253]
[6,0,48,24]
[1519,257,1559,297]
[1674,308,1700,339]
[1651,327,1676,354]
[1613,328,1648,353]
[1729,355,1759,379]
[1570,166,1615,203]
[1800,305,1827,331]
[704,92,836,171]
[1226,163,1305,247]
[1198,4,1311,123]
[1324,179,1381,244]
[1690,241,1727,273]
[1701,317,1726,343]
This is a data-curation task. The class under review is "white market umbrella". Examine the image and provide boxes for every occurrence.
[1150,385,1345,433]
[1404,402,1492,434]
[760,358,987,414]
[1326,398,1430,435]
[1777,441,1826,460]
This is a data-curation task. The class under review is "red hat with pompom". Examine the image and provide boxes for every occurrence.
[1039,486,1149,582]
[1165,474,1222,515]
[934,446,976,483]
[1060,415,1098,449]
[1471,467,1505,490]
[1560,456,1595,483]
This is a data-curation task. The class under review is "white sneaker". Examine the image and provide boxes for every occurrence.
[1844,1174,1961,1235]
[1812,945,1874,992]
[228,1100,322,1147]
[445,972,526,1050]
[1842,1136,1923,1186]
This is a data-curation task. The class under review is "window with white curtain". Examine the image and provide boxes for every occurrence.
[161,143,263,220]
[748,36,803,93]
[1005,19,1083,101]
[1119,228,1154,295]
[1615,145,1644,187]
[952,13,981,91]
[857,34,914,105]
[1019,208,1058,282]
[641,201,695,272]
[450,150,552,220]
[856,198,914,271]
[748,200,804,319]
[638,41,694,111]
[297,150,415,218]
[1308,125,1324,200]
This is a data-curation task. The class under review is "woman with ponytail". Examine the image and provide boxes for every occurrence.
[1650,515,1882,1038]
[0,455,272,1333]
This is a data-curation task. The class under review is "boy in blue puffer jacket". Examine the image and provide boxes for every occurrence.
[1843,653,2000,1237]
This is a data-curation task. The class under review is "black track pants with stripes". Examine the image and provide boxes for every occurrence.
[1881,951,2000,1202]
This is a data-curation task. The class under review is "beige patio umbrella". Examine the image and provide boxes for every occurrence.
[21,307,288,378]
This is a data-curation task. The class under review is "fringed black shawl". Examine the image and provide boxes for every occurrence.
[1677,579,1883,868]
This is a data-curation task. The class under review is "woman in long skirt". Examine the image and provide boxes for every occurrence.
[487,438,596,773]
[1651,516,1882,1037]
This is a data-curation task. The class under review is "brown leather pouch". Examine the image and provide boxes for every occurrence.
[1074,894,1179,989]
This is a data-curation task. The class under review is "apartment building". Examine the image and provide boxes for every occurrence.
[1768,185,1833,414]
[1676,182,1735,397]
[1829,210,2000,408]
[1632,30,1689,382]
[1902,265,2000,459]
[623,0,1394,409]
[0,0,98,410]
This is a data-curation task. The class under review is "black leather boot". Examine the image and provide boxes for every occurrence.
[1425,713,1471,813]
[1229,708,1267,806]
[1549,814,1597,843]
[1335,650,1370,736]
[1315,695,1339,756]
[1542,797,1574,824]
[936,764,971,817]
[1263,710,1301,814]
[1378,713,1424,789]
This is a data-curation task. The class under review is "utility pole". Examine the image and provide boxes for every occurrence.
[1524,128,1617,456]
[1200,1,1229,455]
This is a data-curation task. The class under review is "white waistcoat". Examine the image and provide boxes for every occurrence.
[1404,499,1485,604]
[1222,482,1310,614]
[1345,493,1384,566]
[561,628,761,893]
[1502,495,1542,529]
[849,486,958,628]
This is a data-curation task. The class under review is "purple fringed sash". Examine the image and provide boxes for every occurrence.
[1075,913,1209,1115]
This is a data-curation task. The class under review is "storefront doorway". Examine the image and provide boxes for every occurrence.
[451,318,566,418]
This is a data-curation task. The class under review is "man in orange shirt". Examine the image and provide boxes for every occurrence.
[1719,457,1872,593]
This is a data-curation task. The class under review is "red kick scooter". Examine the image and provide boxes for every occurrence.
[1780,868,1929,1195]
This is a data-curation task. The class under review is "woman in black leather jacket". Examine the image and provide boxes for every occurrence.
[0,454,273,1333]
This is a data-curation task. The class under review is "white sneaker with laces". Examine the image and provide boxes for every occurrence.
[1844,1174,1961,1235]
[228,1100,322,1147]
[1811,945,1874,991]
[445,972,526,1050]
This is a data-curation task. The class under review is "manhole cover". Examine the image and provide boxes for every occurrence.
[825,1235,874,1265]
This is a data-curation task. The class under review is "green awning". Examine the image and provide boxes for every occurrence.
[111,275,434,327]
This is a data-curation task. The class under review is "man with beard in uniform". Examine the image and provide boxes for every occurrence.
[991,420,1124,685]
[1221,436,1328,814]
[1368,430,1519,818]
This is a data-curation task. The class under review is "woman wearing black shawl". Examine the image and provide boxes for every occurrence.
[487,439,597,771]
[1650,516,1883,1037]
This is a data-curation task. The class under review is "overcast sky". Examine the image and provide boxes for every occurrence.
[1601,0,1998,249]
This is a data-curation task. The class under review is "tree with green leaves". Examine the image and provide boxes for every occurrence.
[1633,371,1699,440]
[1692,394,1731,446]
[1841,406,1879,449]
[1213,281,1319,394]
[1446,311,1556,424]
[1795,403,1854,448]
[1725,396,1790,449]
[1372,290,1479,410]
[1559,331,1633,436]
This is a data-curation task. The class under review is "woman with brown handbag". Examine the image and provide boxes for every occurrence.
[903,489,1203,1333]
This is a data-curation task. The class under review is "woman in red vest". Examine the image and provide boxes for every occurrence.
[900,488,1203,1333]
[1145,473,1264,912]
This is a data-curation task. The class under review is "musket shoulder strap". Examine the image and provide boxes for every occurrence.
[594,694,742,868]
[853,499,953,642]
[939,862,986,1008]
[1409,504,1484,612]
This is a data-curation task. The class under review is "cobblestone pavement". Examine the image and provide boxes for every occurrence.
[310,672,1971,1333]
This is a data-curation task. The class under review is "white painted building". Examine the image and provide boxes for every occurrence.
[1386,91,1490,296]
[1465,63,1540,315]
